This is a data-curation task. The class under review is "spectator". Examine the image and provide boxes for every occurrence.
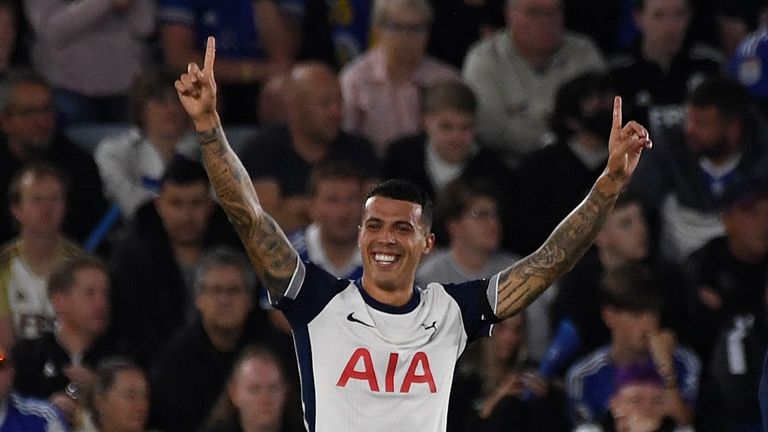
[0,163,82,342]
[0,70,109,245]
[547,193,691,375]
[109,159,239,368]
[729,4,768,118]
[416,177,517,285]
[24,0,156,125]
[565,263,700,428]
[575,363,685,432]
[240,62,379,235]
[0,342,68,431]
[508,72,614,255]
[627,76,768,263]
[79,358,151,432]
[151,248,288,432]
[158,0,300,124]
[382,80,512,205]
[609,0,722,135]
[203,345,301,432]
[450,314,567,432]
[462,0,605,167]
[13,255,127,426]
[684,179,768,432]
[94,68,199,220]
[340,0,460,155]
[289,161,365,280]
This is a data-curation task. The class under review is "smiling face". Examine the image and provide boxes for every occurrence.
[358,196,434,299]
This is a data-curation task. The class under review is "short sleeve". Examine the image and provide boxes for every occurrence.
[273,259,349,329]
[442,277,500,342]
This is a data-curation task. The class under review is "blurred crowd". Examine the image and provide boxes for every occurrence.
[0,0,767,431]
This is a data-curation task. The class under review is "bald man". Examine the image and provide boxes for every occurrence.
[240,62,380,235]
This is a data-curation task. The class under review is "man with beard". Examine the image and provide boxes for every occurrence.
[0,70,108,244]
[628,76,768,263]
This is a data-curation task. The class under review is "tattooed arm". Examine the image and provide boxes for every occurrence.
[174,36,298,301]
[494,97,652,320]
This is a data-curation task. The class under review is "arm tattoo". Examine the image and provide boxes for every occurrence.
[495,181,618,319]
[197,127,298,300]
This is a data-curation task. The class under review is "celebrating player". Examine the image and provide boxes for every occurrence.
[175,37,652,431]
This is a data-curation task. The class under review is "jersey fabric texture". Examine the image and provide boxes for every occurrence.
[271,259,500,431]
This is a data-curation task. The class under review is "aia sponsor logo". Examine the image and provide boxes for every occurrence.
[336,348,436,393]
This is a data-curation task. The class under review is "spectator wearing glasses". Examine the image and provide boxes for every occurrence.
[340,0,459,156]
[150,247,289,432]
[0,70,108,245]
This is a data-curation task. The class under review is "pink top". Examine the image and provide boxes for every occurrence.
[340,48,460,156]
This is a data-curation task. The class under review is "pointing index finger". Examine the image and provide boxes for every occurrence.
[612,95,622,131]
[203,36,216,73]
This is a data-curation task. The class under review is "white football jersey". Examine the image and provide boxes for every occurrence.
[273,259,500,432]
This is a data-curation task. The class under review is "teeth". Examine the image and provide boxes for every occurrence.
[374,254,396,263]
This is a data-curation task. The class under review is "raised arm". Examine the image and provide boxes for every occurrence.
[494,97,651,320]
[174,36,297,301]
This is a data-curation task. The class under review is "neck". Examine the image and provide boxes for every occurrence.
[450,244,491,274]
[361,276,414,307]
[288,127,329,165]
[610,345,646,366]
[241,419,280,432]
[204,323,243,352]
[319,232,358,270]
[642,42,674,71]
[57,323,97,358]
[384,55,419,83]
[19,234,62,276]
[172,242,203,267]
[147,129,183,162]
[597,249,628,272]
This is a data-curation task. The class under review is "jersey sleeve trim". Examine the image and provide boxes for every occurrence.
[268,256,306,304]
[486,273,501,323]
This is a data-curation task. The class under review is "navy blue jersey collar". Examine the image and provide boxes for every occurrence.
[354,279,420,314]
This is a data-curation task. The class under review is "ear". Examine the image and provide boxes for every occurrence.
[601,306,615,328]
[423,232,435,255]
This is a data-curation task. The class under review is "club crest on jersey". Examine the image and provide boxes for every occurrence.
[336,348,436,393]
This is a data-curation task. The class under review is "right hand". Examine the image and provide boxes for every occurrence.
[175,36,219,130]
[50,392,79,424]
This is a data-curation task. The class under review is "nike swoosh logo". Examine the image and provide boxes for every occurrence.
[347,312,375,328]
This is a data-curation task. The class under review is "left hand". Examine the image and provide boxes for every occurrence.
[605,96,652,187]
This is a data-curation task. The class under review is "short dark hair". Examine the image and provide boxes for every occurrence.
[365,179,433,230]
[550,71,615,139]
[8,162,68,207]
[436,177,500,223]
[308,160,366,196]
[600,263,664,312]
[129,67,180,129]
[193,247,256,296]
[422,80,477,116]
[88,358,146,426]
[47,255,107,297]
[686,75,750,121]
[160,157,209,188]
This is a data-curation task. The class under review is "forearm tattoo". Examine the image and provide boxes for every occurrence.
[496,182,618,319]
[197,127,297,299]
